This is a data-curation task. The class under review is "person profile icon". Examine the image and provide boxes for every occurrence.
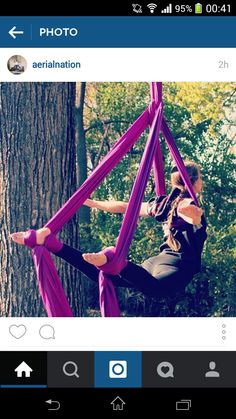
[205,361,220,378]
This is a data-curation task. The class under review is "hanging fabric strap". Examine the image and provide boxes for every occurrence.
[162,118,198,204]
[150,83,166,197]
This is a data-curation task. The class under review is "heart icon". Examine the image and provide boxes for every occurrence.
[161,366,170,374]
[9,324,27,339]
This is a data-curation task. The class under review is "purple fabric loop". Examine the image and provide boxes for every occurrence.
[27,82,198,317]
[97,247,128,275]
[44,233,64,253]
[24,229,37,249]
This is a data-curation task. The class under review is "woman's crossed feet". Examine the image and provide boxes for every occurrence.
[10,228,51,246]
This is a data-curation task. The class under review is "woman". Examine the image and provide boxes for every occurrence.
[10,161,207,298]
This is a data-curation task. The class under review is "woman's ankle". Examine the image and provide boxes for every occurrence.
[36,227,51,245]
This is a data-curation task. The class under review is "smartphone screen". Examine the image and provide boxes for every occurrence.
[0,2,235,414]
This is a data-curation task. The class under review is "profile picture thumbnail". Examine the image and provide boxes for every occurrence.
[7,55,27,75]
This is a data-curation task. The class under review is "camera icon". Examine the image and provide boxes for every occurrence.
[109,360,127,379]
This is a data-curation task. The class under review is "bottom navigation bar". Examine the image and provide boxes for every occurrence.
[0,351,236,388]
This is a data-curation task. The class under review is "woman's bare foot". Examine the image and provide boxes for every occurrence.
[82,252,107,266]
[10,228,51,246]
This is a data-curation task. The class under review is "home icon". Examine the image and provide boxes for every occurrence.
[110,396,126,411]
[14,361,33,378]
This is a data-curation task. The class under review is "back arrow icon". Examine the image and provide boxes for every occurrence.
[9,26,24,39]
[45,400,61,411]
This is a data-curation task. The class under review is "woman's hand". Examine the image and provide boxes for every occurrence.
[84,199,97,208]
[177,198,203,225]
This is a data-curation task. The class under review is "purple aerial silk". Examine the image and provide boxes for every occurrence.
[162,118,198,204]
[99,104,163,316]
[149,83,166,196]
[27,82,198,317]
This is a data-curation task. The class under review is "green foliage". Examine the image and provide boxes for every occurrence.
[81,82,236,317]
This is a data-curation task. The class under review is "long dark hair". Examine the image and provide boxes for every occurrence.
[166,161,201,251]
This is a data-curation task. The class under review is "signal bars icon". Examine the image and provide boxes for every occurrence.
[161,3,173,13]
[147,3,158,13]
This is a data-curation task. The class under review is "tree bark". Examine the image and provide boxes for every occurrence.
[76,82,90,224]
[0,82,83,317]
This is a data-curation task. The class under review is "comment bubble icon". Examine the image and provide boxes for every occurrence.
[39,324,55,340]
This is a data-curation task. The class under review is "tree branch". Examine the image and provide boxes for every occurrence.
[84,119,129,133]
[94,125,110,167]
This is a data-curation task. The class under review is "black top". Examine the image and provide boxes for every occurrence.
[147,188,207,273]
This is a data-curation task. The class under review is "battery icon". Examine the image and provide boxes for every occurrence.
[195,3,202,14]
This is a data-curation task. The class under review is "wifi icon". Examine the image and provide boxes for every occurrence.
[147,3,157,13]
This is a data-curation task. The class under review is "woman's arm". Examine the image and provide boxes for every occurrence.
[84,199,127,213]
[177,198,203,225]
[84,199,149,217]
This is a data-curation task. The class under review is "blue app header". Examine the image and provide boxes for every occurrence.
[0,16,235,47]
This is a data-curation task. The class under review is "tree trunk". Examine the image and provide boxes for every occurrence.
[0,82,84,317]
[76,82,94,311]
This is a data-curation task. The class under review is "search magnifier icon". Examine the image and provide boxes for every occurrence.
[62,361,79,378]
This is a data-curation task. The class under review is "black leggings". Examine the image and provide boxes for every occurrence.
[55,244,194,298]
